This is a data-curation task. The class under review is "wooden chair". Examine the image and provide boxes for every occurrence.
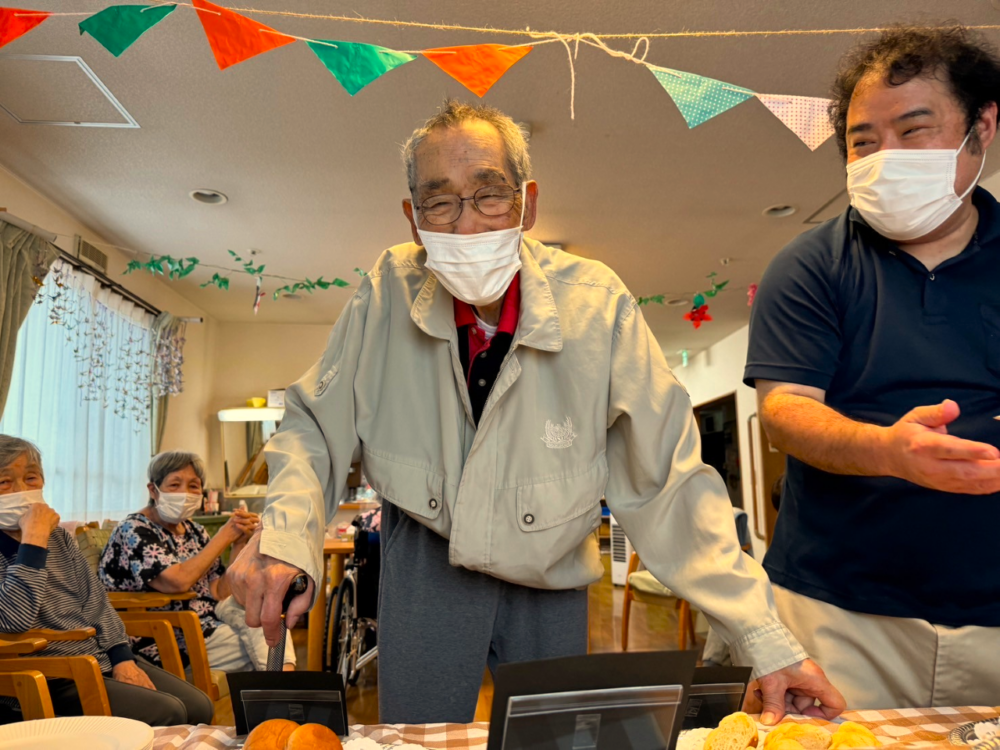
[0,638,54,720]
[0,628,111,716]
[621,553,698,652]
[109,595,222,702]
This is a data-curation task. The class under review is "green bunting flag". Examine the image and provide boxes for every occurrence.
[307,39,416,96]
[79,4,176,57]
[649,65,754,128]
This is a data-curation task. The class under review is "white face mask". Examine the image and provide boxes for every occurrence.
[0,489,45,531]
[417,184,527,307]
[155,488,202,524]
[847,129,987,241]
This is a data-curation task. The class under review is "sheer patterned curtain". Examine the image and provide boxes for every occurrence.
[0,261,154,522]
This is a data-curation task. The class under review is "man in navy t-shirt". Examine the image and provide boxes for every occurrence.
[746,25,1000,709]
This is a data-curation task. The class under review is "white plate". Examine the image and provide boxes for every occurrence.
[0,716,153,750]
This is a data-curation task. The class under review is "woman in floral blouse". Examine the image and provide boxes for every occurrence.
[98,451,295,672]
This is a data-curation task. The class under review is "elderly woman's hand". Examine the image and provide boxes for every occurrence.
[112,661,157,691]
[222,509,259,545]
[18,503,59,547]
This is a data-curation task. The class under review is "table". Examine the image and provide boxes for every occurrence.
[151,706,998,749]
[304,537,355,672]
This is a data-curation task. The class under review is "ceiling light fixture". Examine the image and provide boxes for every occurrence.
[763,204,797,218]
[189,189,228,205]
[666,298,690,307]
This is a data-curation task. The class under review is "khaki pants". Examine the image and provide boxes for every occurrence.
[773,585,1000,709]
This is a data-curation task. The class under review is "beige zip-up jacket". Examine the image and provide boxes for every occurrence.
[261,237,806,678]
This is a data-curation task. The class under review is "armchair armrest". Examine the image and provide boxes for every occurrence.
[0,670,53,720]
[5,628,96,642]
[0,637,48,656]
[0,655,110,716]
[109,595,171,612]
[107,591,195,604]
[119,617,185,682]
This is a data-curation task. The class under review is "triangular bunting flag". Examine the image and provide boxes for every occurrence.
[422,44,532,97]
[191,0,294,71]
[756,93,835,150]
[649,66,754,128]
[79,5,176,58]
[307,40,415,96]
[0,7,49,49]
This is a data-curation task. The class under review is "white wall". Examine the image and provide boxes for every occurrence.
[0,163,217,481]
[666,325,768,560]
[205,321,332,489]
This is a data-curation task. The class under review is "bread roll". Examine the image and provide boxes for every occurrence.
[244,719,299,750]
[285,723,344,750]
[764,723,832,750]
[831,722,879,749]
[769,740,807,750]
[705,711,760,750]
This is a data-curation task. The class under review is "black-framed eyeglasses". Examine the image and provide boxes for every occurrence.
[415,184,520,226]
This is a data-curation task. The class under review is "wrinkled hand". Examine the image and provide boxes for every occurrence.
[222,509,260,544]
[743,659,845,725]
[18,503,59,547]
[884,400,1000,494]
[112,661,157,690]
[226,530,314,646]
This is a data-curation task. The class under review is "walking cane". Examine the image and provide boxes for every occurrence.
[266,573,309,671]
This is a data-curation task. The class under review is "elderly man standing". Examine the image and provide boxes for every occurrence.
[229,100,843,724]
[746,25,1000,709]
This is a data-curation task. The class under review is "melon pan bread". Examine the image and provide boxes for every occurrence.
[244,719,344,750]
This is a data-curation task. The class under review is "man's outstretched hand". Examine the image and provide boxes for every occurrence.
[226,530,315,646]
[743,659,845,725]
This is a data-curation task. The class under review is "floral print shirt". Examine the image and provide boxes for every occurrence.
[98,512,223,666]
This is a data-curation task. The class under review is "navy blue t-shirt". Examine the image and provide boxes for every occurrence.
[745,187,1000,627]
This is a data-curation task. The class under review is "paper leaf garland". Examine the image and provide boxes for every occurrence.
[200,273,230,290]
[423,44,532,97]
[79,4,175,57]
[649,66,754,128]
[307,39,415,96]
[191,0,294,71]
[756,93,834,150]
[0,7,49,49]
[684,304,712,330]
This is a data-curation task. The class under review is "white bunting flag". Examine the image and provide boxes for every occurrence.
[756,93,835,150]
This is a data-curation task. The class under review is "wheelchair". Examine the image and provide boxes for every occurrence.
[324,514,380,688]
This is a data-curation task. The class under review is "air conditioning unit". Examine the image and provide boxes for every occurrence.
[74,235,108,275]
[609,514,634,586]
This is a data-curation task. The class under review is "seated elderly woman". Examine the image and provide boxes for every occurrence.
[0,436,212,725]
[99,451,295,673]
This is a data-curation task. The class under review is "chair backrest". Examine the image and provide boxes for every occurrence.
[76,526,114,575]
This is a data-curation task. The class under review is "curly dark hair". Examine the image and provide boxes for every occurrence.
[830,25,1000,159]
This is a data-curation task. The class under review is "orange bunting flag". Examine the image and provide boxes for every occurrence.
[0,7,49,49]
[422,44,532,97]
[191,0,294,71]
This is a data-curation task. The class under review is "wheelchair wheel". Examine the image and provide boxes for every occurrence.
[323,583,339,672]
[332,575,357,686]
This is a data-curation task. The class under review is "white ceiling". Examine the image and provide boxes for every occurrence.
[2,0,1000,365]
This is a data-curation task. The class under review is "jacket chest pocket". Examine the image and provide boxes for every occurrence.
[982,305,1000,376]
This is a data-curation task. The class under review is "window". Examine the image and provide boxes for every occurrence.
[0,261,154,522]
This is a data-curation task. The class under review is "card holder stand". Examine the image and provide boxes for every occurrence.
[503,684,685,750]
[228,671,349,738]
[488,651,699,750]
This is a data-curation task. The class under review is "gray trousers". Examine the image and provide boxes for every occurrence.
[378,501,589,724]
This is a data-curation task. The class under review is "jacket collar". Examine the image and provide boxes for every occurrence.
[410,237,563,352]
